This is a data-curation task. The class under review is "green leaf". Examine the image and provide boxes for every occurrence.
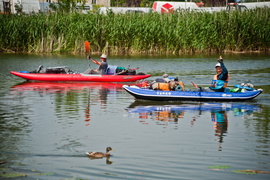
[208,165,232,170]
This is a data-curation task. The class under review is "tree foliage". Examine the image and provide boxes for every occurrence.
[49,0,86,13]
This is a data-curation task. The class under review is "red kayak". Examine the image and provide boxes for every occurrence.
[11,71,151,82]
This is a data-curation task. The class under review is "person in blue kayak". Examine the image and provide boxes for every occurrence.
[198,56,229,92]
[210,56,229,92]
[84,54,108,74]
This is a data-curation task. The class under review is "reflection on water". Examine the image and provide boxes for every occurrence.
[126,102,261,151]
[85,91,91,126]
[88,156,113,165]
[11,82,128,128]
[126,101,261,122]
[11,82,126,94]
[211,110,228,151]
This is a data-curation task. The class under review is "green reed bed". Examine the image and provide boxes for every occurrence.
[0,8,269,54]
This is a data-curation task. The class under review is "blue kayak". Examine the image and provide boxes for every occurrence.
[123,85,263,101]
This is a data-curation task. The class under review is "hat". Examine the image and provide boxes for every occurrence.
[215,63,221,68]
[101,54,107,59]
[163,74,168,78]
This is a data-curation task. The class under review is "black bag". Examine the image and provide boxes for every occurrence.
[125,69,136,75]
[36,65,67,74]
[44,67,67,74]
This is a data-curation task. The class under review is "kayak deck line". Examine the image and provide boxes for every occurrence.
[80,73,102,77]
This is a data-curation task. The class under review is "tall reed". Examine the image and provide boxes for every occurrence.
[0,8,269,54]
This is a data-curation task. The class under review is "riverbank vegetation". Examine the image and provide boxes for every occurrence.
[0,8,269,55]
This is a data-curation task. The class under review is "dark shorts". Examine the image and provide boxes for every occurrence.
[84,68,100,74]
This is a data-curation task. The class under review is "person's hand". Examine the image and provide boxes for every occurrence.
[218,55,223,63]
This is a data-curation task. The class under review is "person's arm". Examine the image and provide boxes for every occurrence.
[220,62,228,74]
[87,55,101,66]
[218,56,228,80]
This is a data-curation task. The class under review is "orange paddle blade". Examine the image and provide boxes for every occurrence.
[85,41,90,54]
[191,81,198,88]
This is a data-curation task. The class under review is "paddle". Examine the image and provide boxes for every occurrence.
[85,41,90,67]
[191,81,198,88]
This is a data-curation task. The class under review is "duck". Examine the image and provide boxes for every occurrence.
[86,147,114,158]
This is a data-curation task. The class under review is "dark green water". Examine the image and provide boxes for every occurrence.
[0,53,269,179]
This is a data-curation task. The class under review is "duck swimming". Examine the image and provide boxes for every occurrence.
[86,147,114,158]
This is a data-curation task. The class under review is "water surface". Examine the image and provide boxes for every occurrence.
[0,53,270,179]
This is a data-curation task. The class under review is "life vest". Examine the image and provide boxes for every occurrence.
[155,81,184,91]
[138,80,149,88]
[212,74,229,89]
[179,81,185,91]
[156,83,171,91]
[175,81,185,91]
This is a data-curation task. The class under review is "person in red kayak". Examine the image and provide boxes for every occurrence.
[84,54,108,74]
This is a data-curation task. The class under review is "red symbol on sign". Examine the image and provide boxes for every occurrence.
[161,3,174,13]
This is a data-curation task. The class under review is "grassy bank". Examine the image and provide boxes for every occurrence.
[0,8,269,55]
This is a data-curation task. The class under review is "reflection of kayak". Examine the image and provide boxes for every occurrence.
[11,82,128,93]
[10,71,151,82]
[126,102,261,113]
[123,85,263,101]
